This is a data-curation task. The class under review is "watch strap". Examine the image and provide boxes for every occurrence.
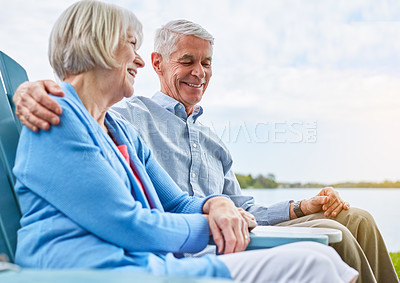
[293,200,305,218]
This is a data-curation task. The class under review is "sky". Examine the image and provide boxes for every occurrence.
[1,0,399,183]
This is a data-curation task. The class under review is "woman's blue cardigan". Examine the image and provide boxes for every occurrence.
[13,82,230,278]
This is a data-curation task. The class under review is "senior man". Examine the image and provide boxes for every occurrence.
[14,19,398,283]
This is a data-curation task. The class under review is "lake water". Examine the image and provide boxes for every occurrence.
[243,188,400,252]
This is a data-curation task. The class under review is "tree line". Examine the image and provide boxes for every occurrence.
[235,173,400,189]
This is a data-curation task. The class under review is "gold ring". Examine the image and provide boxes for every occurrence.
[244,235,248,240]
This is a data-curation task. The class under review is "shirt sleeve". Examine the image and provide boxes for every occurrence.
[14,98,210,254]
[222,164,291,225]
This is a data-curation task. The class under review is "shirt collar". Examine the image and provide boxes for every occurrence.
[151,91,203,122]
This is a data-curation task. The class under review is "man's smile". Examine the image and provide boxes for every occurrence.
[183,82,203,88]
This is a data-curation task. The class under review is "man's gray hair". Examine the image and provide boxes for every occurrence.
[154,19,214,61]
[49,0,143,80]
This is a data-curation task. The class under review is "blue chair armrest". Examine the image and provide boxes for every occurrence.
[209,226,342,250]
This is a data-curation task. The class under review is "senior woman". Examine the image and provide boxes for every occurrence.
[13,1,358,282]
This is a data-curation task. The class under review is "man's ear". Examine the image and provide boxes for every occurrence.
[151,52,163,75]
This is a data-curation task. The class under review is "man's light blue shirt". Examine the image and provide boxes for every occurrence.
[111,91,290,225]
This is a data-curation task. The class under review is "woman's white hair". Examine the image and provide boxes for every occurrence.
[154,19,214,61]
[49,0,142,80]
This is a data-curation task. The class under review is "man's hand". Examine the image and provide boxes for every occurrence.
[13,80,64,132]
[300,187,350,218]
[203,197,250,254]
[318,187,350,217]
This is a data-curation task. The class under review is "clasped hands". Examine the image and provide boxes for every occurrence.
[203,197,257,254]
[295,187,350,219]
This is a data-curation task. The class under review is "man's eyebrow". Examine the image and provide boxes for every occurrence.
[177,54,212,61]
[178,54,194,61]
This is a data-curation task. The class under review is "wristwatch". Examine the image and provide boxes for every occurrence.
[293,200,305,218]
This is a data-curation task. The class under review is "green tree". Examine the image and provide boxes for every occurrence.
[235,174,254,188]
[253,173,278,188]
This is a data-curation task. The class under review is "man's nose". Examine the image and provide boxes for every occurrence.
[192,63,205,78]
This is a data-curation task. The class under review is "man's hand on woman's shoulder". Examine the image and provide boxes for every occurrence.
[13,80,64,131]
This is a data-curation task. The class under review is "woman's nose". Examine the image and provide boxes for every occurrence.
[134,52,145,68]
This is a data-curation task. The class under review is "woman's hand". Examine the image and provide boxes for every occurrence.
[203,197,250,254]
[237,208,257,231]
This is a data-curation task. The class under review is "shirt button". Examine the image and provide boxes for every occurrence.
[178,105,182,109]
[192,143,197,148]
[192,173,196,178]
